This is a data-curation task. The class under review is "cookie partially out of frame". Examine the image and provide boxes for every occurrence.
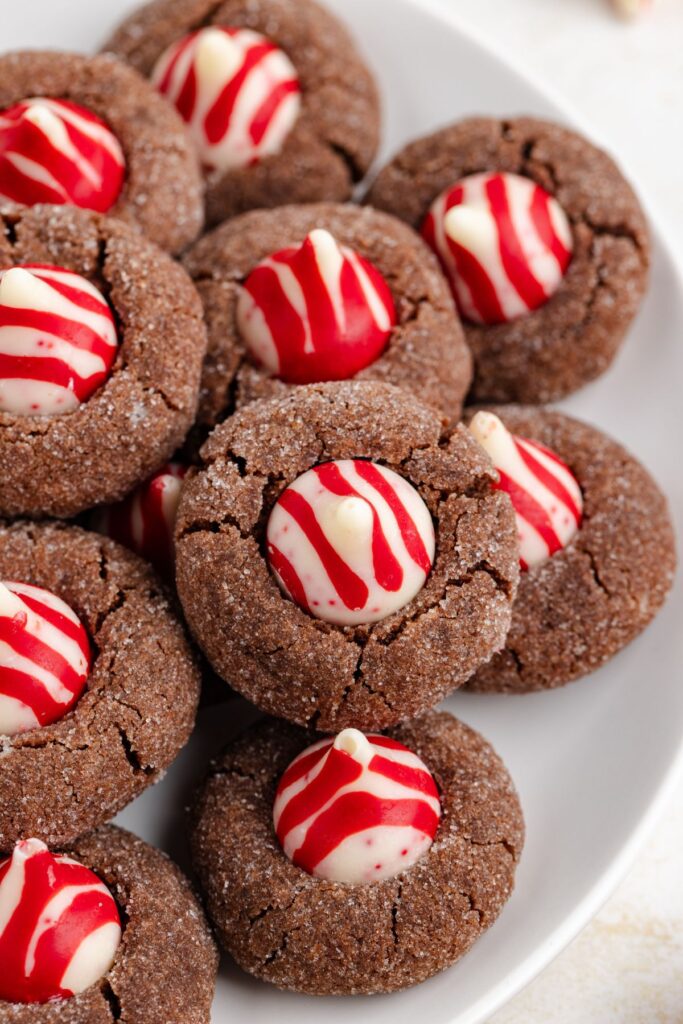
[0,50,203,254]
[1,825,218,1024]
[0,205,207,519]
[182,202,472,436]
[103,0,380,228]
[465,406,676,693]
[0,520,201,848]
[191,710,524,995]
[175,381,519,732]
[367,117,650,404]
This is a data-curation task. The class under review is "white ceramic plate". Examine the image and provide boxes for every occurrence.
[5,1,682,1021]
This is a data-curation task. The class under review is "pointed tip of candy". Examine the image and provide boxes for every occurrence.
[195,27,242,79]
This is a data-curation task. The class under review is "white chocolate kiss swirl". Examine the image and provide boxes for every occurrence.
[152,26,301,172]
[273,729,441,883]
[266,459,435,626]
[0,581,91,737]
[0,264,118,416]
[469,411,583,570]
[423,171,573,325]
[0,838,121,1004]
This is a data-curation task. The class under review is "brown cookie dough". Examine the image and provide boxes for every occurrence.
[175,381,519,732]
[0,205,207,519]
[465,406,676,693]
[367,117,650,404]
[1,825,218,1023]
[0,51,203,254]
[182,202,472,436]
[190,710,524,995]
[0,520,201,848]
[103,0,380,227]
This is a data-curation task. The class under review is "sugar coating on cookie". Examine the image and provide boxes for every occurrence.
[0,580,91,737]
[266,458,435,626]
[273,728,440,883]
[92,461,187,576]
[0,838,121,1004]
[237,228,396,384]
[152,26,301,173]
[0,97,125,213]
[0,264,118,417]
[469,410,582,570]
[422,171,572,325]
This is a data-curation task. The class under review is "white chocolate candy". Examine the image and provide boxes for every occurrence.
[266,459,435,626]
[469,411,583,570]
[237,228,395,384]
[0,264,118,416]
[152,26,301,172]
[422,171,573,325]
[273,728,441,883]
[0,838,121,1004]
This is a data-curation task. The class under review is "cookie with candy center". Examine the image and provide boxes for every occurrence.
[152,26,301,173]
[103,0,380,227]
[266,458,434,626]
[237,228,396,384]
[190,711,524,995]
[469,410,583,570]
[0,580,91,737]
[0,838,121,1004]
[0,263,118,417]
[273,728,440,883]
[368,116,650,404]
[465,406,676,694]
[0,51,203,254]
[91,461,187,577]
[0,97,125,214]
[175,381,519,732]
[422,171,573,325]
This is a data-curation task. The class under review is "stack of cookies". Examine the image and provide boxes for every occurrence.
[0,0,675,1016]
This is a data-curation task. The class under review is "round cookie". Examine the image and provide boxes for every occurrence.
[103,0,380,228]
[0,825,217,1023]
[0,519,201,848]
[0,204,207,519]
[190,710,524,995]
[464,405,676,693]
[0,51,203,254]
[367,116,650,404]
[174,381,520,732]
[182,203,472,435]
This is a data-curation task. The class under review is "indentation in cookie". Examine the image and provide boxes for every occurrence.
[0,97,125,213]
[152,26,301,173]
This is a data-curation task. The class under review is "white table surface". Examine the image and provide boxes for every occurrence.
[425,1,683,1020]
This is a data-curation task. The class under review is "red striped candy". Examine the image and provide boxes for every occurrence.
[0,263,118,416]
[266,459,435,626]
[0,97,125,213]
[0,838,121,1004]
[422,171,573,325]
[151,26,301,172]
[237,228,396,384]
[0,581,91,737]
[469,411,583,571]
[273,728,441,883]
[92,462,187,577]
